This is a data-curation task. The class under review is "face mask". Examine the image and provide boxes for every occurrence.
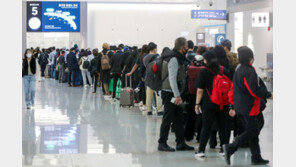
[27,54,32,58]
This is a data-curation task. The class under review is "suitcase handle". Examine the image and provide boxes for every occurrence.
[125,74,132,88]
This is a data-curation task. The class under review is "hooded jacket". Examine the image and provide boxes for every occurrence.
[230,64,271,116]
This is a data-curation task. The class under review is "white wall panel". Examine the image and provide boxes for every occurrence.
[87,2,226,51]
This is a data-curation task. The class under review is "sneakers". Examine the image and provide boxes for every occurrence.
[84,85,88,89]
[147,111,152,115]
[157,111,164,116]
[26,106,31,109]
[219,148,225,156]
[140,106,147,111]
[195,151,205,158]
[251,157,269,165]
[223,144,232,165]
[91,85,94,87]
[176,143,195,151]
[158,143,175,152]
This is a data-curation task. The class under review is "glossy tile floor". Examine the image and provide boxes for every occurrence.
[22,79,273,167]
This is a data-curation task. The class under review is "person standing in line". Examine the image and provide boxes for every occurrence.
[194,50,230,157]
[90,49,100,93]
[143,42,163,116]
[186,40,196,62]
[126,44,150,111]
[158,37,194,152]
[79,51,93,88]
[110,44,124,100]
[66,48,79,87]
[49,47,57,79]
[221,39,239,70]
[58,51,66,83]
[100,43,113,96]
[223,46,272,166]
[22,49,37,109]
[38,48,49,80]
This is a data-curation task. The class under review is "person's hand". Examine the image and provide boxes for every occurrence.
[270,93,273,99]
[229,109,236,117]
[174,96,183,106]
[195,104,201,114]
[126,73,131,77]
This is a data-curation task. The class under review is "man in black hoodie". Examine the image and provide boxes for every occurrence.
[223,46,272,166]
[110,44,124,99]
[158,37,194,152]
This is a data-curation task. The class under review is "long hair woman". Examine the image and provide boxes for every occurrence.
[22,49,37,109]
[194,50,230,157]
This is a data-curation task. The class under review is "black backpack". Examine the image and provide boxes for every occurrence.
[145,55,165,91]
[39,53,48,65]
[82,58,90,69]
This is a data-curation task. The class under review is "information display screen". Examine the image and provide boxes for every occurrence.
[27,1,80,32]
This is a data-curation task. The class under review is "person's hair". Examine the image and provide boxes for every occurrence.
[70,48,76,52]
[139,44,149,61]
[52,47,56,50]
[161,47,170,57]
[92,49,99,57]
[238,46,254,65]
[24,49,32,59]
[214,45,230,68]
[61,51,65,55]
[118,44,124,50]
[102,43,109,50]
[203,51,220,74]
[174,37,187,50]
[148,42,157,52]
[42,48,45,52]
[221,39,232,51]
[208,47,214,51]
[193,46,198,53]
[197,46,208,55]
[187,40,194,49]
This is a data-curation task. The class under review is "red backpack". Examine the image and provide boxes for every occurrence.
[206,66,232,110]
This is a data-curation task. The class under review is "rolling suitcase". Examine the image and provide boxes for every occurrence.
[120,75,134,107]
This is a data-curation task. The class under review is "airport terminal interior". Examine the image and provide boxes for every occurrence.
[22,0,273,166]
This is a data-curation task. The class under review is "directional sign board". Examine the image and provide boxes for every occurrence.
[191,10,227,20]
[215,34,226,45]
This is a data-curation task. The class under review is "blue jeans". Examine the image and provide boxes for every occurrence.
[23,75,36,107]
[51,64,55,78]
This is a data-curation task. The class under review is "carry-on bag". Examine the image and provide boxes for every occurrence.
[120,75,134,107]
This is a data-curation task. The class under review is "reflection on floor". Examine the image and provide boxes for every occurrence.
[22,79,273,167]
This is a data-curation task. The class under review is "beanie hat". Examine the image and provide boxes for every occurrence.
[221,39,232,50]
[194,55,204,61]
[74,44,78,49]
[238,46,254,64]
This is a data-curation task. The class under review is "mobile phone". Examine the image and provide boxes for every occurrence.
[171,97,175,103]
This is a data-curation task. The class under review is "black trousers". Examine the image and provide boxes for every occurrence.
[139,83,146,105]
[184,94,197,141]
[158,91,185,145]
[40,64,46,77]
[112,73,120,98]
[228,113,264,160]
[68,69,78,86]
[198,108,228,152]
[93,73,99,93]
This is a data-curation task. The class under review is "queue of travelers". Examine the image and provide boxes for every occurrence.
[22,37,272,166]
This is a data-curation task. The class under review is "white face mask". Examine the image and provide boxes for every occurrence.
[27,54,32,58]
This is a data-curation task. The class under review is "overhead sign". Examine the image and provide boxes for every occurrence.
[27,1,80,32]
[215,34,226,45]
[252,12,269,27]
[191,10,227,20]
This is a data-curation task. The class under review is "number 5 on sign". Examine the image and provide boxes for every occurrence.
[32,7,38,15]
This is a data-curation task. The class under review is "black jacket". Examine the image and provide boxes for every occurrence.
[66,52,79,70]
[22,58,36,77]
[232,64,271,116]
[110,50,123,74]
[38,52,48,65]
